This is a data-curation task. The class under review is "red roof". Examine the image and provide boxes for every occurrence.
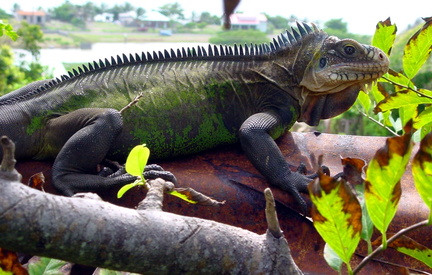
[17,10,46,16]
[229,14,267,25]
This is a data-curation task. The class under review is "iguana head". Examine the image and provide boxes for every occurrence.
[291,29,389,125]
[300,36,389,94]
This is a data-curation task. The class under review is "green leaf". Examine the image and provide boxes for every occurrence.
[355,185,374,244]
[168,190,198,204]
[412,132,432,222]
[383,69,416,89]
[308,174,362,266]
[323,243,343,272]
[403,17,432,79]
[0,269,13,275]
[28,256,70,275]
[399,104,418,131]
[372,18,397,55]
[117,180,142,199]
[414,104,432,130]
[375,90,432,113]
[125,144,150,177]
[388,235,432,268]
[364,132,413,246]
[355,91,372,113]
[0,21,18,41]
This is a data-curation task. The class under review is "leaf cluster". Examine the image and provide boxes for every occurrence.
[310,128,432,273]
[311,17,432,274]
[354,17,432,141]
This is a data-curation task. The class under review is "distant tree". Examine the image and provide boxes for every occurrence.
[158,2,184,20]
[109,3,135,21]
[266,15,288,29]
[0,8,12,19]
[50,1,77,22]
[123,2,134,12]
[16,21,43,59]
[324,18,348,33]
[80,2,101,22]
[0,23,49,95]
[199,12,220,25]
[13,4,20,12]
[136,7,145,18]
[99,3,109,13]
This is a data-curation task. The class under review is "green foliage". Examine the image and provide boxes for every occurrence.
[158,2,185,20]
[325,18,348,33]
[28,257,70,275]
[310,131,432,273]
[0,8,12,20]
[266,15,289,29]
[353,18,432,141]
[199,12,221,25]
[16,21,43,58]
[117,145,199,204]
[0,20,18,41]
[117,144,150,198]
[364,133,412,247]
[50,1,78,22]
[412,132,432,222]
[310,19,432,274]
[0,23,50,96]
[209,29,270,45]
[309,171,362,273]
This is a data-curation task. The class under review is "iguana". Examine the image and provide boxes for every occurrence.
[0,23,389,212]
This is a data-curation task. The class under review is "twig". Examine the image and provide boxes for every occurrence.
[0,136,16,172]
[382,76,432,100]
[264,188,283,238]
[353,220,430,274]
[358,110,400,136]
[120,92,144,114]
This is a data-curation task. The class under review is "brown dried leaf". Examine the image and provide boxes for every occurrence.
[27,172,45,191]
[172,187,225,206]
[0,248,28,275]
[341,157,366,186]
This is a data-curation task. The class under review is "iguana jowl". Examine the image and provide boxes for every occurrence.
[0,23,389,211]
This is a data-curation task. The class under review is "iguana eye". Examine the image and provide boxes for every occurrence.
[319,57,327,68]
[344,45,356,55]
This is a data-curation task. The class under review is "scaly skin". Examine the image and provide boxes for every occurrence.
[0,23,389,212]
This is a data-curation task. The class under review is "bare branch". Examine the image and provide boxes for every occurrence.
[265,188,283,238]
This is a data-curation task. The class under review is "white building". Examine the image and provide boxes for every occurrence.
[229,13,268,32]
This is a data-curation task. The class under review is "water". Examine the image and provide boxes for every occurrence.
[17,42,208,77]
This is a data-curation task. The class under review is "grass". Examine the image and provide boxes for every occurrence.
[38,20,218,47]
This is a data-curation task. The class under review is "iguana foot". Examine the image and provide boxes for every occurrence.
[144,164,178,184]
[100,162,178,185]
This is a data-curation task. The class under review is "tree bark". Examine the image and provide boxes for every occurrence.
[0,136,302,274]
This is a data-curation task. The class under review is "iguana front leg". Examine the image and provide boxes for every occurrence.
[239,111,313,213]
[47,108,136,196]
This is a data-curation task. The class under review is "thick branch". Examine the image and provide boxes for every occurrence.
[0,151,302,274]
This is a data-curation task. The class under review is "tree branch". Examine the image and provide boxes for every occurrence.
[0,137,303,274]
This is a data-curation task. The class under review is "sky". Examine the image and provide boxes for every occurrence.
[0,0,428,35]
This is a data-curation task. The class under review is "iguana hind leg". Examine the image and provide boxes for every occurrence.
[47,108,136,196]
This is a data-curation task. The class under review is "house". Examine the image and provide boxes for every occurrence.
[229,13,267,32]
[94,13,114,23]
[15,10,47,25]
[118,11,137,26]
[137,11,170,29]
